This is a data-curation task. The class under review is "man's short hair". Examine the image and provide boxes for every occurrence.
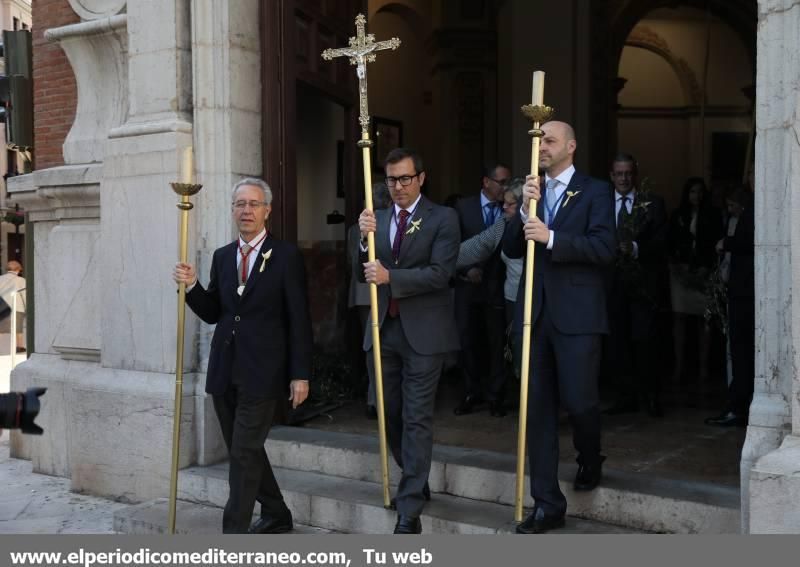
[231,177,273,205]
[384,148,424,174]
[611,152,638,172]
[483,163,511,180]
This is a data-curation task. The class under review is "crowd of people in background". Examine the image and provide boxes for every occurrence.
[348,149,755,429]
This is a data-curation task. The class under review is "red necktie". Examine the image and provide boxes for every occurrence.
[239,244,253,285]
[388,210,410,317]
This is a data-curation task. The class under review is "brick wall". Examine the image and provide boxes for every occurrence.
[32,0,79,170]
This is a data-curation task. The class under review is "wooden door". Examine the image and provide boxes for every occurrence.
[261,0,363,241]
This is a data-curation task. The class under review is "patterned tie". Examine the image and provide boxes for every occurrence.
[388,209,411,317]
[239,244,252,285]
[484,202,498,228]
[617,196,630,228]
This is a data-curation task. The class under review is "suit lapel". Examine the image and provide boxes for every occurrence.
[468,195,485,235]
[551,174,584,230]
[240,237,273,301]
[398,196,430,262]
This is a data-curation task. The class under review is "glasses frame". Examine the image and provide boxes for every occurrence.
[385,173,422,188]
[232,200,268,210]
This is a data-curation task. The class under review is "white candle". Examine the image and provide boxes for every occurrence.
[531,71,545,106]
[181,147,193,184]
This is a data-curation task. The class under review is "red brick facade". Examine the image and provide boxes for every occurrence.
[32,0,79,170]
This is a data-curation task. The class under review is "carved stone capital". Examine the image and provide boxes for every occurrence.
[67,0,126,21]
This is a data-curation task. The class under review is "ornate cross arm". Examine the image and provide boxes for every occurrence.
[322,13,401,134]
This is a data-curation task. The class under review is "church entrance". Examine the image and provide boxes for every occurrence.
[260,0,755,498]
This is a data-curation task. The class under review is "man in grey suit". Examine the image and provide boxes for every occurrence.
[358,147,460,534]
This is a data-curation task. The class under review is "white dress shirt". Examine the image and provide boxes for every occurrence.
[186,228,268,292]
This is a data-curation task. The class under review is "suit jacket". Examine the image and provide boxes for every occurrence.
[359,196,460,355]
[455,194,506,306]
[723,206,754,299]
[613,192,669,307]
[503,171,616,335]
[186,237,313,398]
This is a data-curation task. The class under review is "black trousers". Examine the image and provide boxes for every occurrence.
[212,386,288,533]
[456,294,508,402]
[606,285,660,404]
[373,316,444,518]
[526,302,602,517]
[728,295,755,415]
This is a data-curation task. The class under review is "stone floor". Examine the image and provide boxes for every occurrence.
[0,436,127,534]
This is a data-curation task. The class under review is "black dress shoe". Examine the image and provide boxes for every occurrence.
[574,456,605,491]
[705,411,746,427]
[603,401,638,415]
[453,395,483,416]
[390,482,431,509]
[516,507,565,534]
[393,515,422,534]
[489,400,507,417]
[248,513,293,534]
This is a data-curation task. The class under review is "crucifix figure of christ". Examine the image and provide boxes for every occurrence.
[321,14,400,510]
[322,13,401,133]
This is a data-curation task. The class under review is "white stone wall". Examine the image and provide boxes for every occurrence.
[746,0,800,533]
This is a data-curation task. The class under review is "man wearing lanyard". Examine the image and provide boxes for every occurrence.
[358,148,460,534]
[503,121,616,533]
[173,178,313,534]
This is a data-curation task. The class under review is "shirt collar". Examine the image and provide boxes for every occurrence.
[480,190,497,208]
[615,189,636,201]
[545,164,575,192]
[239,228,267,250]
[394,193,423,218]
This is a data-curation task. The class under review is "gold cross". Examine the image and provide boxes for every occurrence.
[322,14,401,133]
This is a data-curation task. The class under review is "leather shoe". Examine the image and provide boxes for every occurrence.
[453,395,483,416]
[516,507,565,534]
[248,513,293,534]
[574,456,605,491]
[393,515,422,534]
[705,411,746,427]
[489,400,507,417]
[390,482,431,510]
[603,401,638,415]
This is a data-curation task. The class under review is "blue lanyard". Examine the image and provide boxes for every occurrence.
[544,188,566,226]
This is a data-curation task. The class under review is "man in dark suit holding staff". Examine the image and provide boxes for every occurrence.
[358,148,460,534]
[173,177,313,534]
[503,122,616,534]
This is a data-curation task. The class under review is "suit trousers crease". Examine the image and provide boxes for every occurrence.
[213,378,287,534]
[370,316,443,518]
[526,299,602,517]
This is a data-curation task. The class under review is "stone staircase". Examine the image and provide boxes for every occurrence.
[114,426,741,534]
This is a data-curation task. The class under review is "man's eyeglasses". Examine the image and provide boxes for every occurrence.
[232,200,268,210]
[488,177,509,187]
[386,173,421,188]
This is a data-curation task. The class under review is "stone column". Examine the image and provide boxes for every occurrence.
[745,0,799,533]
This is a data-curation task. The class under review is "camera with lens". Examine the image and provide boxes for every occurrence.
[0,387,46,435]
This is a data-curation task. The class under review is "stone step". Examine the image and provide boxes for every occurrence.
[114,498,335,535]
[260,426,740,534]
[174,463,640,534]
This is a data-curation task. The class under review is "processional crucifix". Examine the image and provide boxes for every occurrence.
[322,14,401,509]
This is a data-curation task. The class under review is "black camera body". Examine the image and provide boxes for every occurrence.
[0,387,46,434]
